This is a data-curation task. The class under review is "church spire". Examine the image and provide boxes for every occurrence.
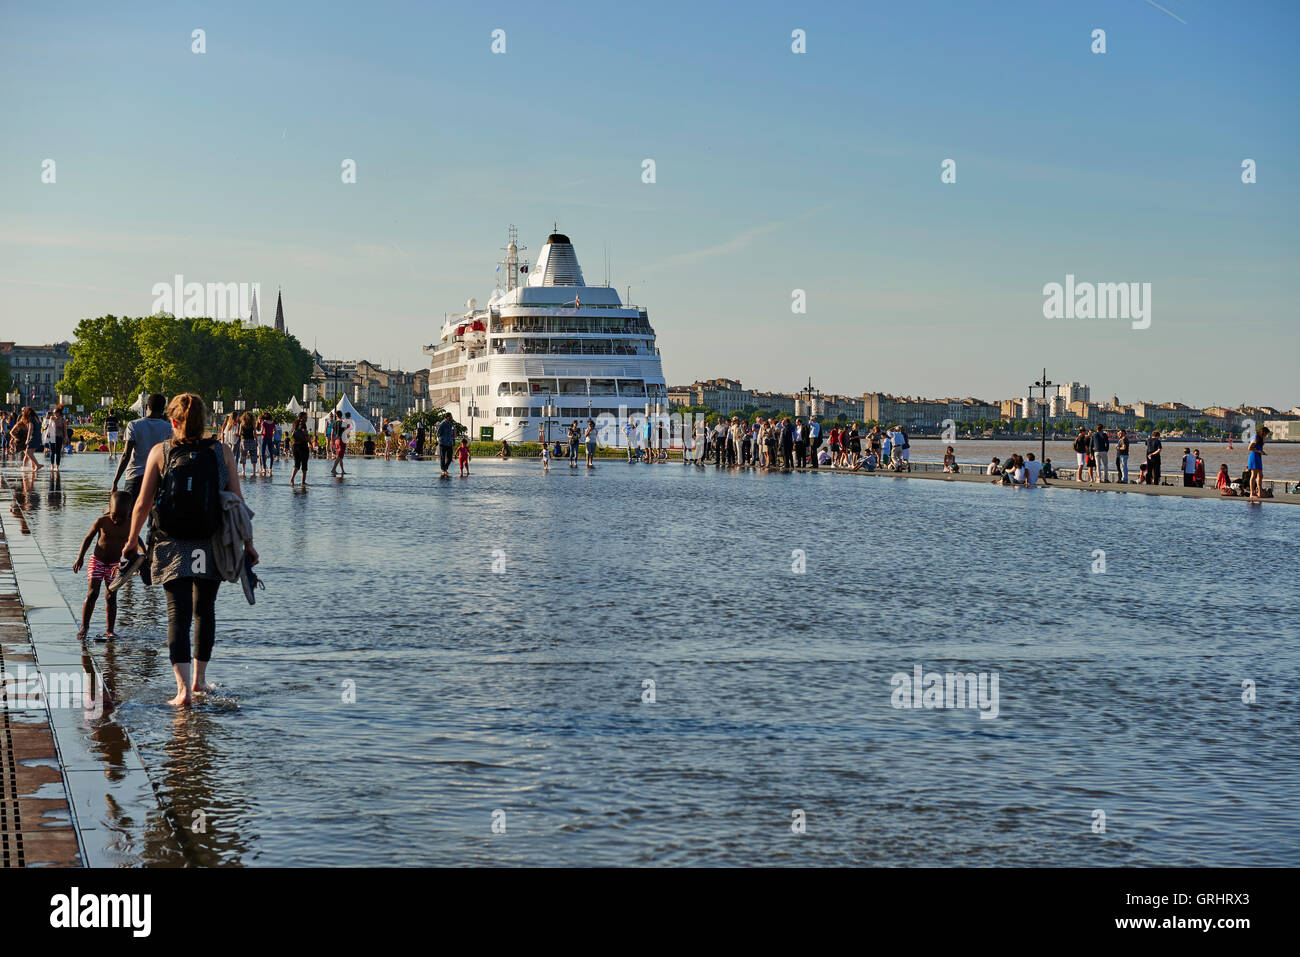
[249,288,260,326]
[274,288,286,334]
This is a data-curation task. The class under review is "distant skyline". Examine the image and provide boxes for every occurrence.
[2,0,1297,409]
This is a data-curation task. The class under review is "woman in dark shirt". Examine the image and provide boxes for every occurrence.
[290,412,311,487]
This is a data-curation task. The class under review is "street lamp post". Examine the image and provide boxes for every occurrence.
[1030,368,1054,466]
[799,376,820,419]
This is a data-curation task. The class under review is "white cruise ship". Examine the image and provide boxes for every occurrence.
[424,226,668,442]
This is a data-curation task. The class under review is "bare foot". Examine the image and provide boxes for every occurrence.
[104,632,117,640]
[191,682,216,694]
[76,628,87,640]
[167,691,192,706]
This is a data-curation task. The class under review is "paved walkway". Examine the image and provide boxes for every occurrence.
[0,499,82,866]
[0,475,165,867]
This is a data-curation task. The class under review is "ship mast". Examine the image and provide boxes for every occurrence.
[500,224,526,293]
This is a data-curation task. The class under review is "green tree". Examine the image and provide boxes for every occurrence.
[58,315,143,405]
[63,314,313,411]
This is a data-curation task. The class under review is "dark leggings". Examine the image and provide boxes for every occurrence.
[164,577,220,664]
[50,443,62,467]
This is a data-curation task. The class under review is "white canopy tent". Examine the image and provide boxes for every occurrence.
[287,396,304,414]
[318,393,376,435]
[128,392,146,416]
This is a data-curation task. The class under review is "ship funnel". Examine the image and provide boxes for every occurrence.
[527,231,585,287]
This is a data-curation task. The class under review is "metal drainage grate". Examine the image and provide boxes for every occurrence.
[0,709,25,867]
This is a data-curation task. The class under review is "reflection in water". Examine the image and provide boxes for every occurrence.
[154,709,256,866]
[7,457,1300,866]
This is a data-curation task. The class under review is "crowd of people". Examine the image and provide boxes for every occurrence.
[1,405,79,471]
[675,417,918,472]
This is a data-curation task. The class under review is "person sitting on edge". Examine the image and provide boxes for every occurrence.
[986,456,1002,476]
[497,439,511,458]
[1011,456,1027,486]
[1024,452,1045,487]
[1000,454,1027,486]
[72,491,134,640]
[1041,458,1056,479]
[1215,463,1230,491]
[943,446,958,473]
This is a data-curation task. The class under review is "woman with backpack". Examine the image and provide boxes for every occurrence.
[121,394,257,706]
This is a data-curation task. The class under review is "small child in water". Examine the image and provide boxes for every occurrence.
[72,491,133,640]
[541,441,550,472]
[457,438,470,477]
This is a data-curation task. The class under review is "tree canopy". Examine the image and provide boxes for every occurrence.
[58,314,312,409]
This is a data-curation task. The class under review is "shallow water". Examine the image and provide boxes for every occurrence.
[6,453,1299,866]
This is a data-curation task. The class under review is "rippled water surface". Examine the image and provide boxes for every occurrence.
[7,453,1298,866]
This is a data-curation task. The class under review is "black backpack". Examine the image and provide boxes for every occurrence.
[153,439,222,539]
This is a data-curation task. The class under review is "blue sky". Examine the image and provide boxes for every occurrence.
[2,0,1296,408]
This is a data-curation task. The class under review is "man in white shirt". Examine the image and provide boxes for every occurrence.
[888,427,903,469]
[112,394,172,507]
[1182,447,1197,487]
[1024,452,1045,486]
[808,416,822,470]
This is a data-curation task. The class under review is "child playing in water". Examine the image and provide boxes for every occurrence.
[457,438,470,477]
[541,441,550,472]
[72,491,133,640]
